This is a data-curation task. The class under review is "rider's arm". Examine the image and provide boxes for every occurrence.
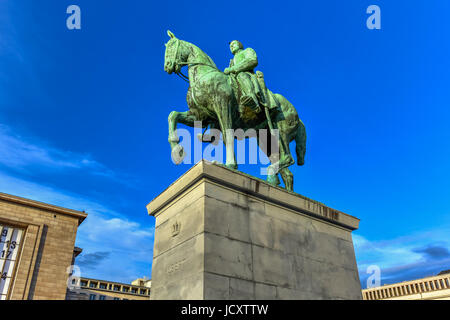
[230,48,258,73]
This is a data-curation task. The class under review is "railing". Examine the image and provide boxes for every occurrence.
[362,274,450,300]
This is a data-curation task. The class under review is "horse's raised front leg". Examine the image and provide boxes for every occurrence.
[168,110,199,164]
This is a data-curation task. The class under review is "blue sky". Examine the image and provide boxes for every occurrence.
[1,0,449,288]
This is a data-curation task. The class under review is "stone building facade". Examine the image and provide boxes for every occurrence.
[362,271,450,300]
[0,192,87,300]
[67,277,151,300]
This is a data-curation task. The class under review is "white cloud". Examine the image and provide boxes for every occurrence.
[354,228,450,287]
[0,122,151,282]
[0,171,117,215]
[354,233,422,269]
[0,124,110,173]
[0,124,138,187]
[0,171,154,283]
[75,211,154,283]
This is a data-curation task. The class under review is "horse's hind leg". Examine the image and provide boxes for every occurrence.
[280,167,294,191]
[263,128,293,187]
[257,130,281,187]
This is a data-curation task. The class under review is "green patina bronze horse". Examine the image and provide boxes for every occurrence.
[164,30,306,191]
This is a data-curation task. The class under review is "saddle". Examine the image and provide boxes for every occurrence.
[228,71,279,122]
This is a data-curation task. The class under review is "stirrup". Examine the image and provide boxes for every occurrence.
[240,95,257,108]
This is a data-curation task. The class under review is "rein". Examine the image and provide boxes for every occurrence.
[175,70,190,83]
[168,39,221,108]
[175,61,218,84]
[169,38,218,84]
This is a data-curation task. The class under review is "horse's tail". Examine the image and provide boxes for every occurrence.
[295,120,306,166]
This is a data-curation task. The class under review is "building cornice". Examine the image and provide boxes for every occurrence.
[0,192,87,225]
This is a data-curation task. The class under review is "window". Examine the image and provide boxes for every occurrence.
[89,294,96,300]
[99,295,106,300]
[99,283,107,289]
[89,282,97,288]
[0,225,24,300]
[131,288,137,294]
[122,286,129,293]
[113,285,120,291]
[140,289,146,295]
[80,280,88,287]
[113,297,120,300]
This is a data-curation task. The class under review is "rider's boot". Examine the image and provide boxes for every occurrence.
[239,94,260,121]
[240,94,257,108]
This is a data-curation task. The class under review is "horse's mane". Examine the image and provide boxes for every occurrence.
[183,40,218,70]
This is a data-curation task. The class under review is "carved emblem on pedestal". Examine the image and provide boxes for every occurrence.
[171,221,181,237]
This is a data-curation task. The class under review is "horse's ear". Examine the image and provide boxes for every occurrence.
[167,30,175,39]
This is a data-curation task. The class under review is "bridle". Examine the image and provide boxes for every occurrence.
[166,38,218,84]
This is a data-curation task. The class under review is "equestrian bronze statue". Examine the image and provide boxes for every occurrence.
[164,30,306,191]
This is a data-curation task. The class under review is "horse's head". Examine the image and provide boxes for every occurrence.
[164,30,188,75]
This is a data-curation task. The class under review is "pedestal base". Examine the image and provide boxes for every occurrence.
[147,161,362,300]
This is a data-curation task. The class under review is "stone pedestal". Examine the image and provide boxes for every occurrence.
[147,160,362,300]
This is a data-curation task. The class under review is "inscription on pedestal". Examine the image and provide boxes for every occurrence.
[166,258,187,275]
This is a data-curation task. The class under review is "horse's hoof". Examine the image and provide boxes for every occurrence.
[267,174,281,186]
[171,144,185,164]
[226,163,238,170]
